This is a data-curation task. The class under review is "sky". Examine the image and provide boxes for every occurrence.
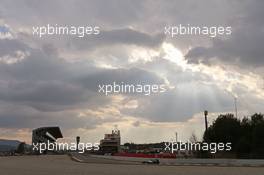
[0,0,263,144]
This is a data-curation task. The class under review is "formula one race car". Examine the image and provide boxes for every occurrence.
[142,159,160,165]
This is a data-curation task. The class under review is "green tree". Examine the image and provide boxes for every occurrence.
[204,113,241,152]
[250,113,264,158]
[203,113,264,158]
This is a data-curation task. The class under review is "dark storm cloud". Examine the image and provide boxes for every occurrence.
[0,36,166,128]
[0,44,164,110]
[76,67,165,92]
[0,0,143,26]
[186,0,264,67]
[68,28,165,51]
[0,80,90,111]
[0,33,165,111]
[0,102,110,130]
[0,47,105,111]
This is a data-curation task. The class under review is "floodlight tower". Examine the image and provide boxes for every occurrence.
[204,110,208,131]
[234,97,238,118]
[76,136,80,151]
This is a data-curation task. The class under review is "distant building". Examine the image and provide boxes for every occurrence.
[100,129,121,154]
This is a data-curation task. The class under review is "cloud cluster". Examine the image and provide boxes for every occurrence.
[0,0,263,143]
[186,0,264,69]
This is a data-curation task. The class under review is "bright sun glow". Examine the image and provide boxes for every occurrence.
[161,42,264,99]
[162,43,188,70]
[129,47,159,63]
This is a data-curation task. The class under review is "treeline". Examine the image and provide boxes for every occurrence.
[203,113,264,159]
